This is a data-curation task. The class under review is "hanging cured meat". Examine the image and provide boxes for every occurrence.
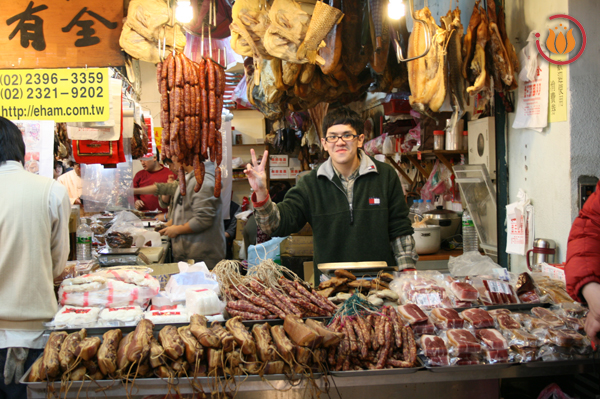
[407,7,448,115]
[157,53,223,198]
[466,11,490,96]
[368,0,390,74]
[462,1,481,81]
[340,0,370,76]
[318,0,343,75]
[486,1,514,90]
[263,0,312,63]
[442,8,467,111]
[297,0,344,65]
[230,0,273,85]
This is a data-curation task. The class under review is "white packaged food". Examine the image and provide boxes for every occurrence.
[186,288,225,316]
[52,306,101,327]
[98,306,143,323]
[144,305,189,324]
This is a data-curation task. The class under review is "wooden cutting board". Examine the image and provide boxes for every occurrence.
[138,247,164,263]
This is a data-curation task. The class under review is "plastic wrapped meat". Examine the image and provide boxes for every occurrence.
[547,328,586,347]
[488,309,510,317]
[420,335,448,356]
[450,281,479,302]
[515,272,541,303]
[456,353,480,365]
[484,349,509,363]
[460,308,494,329]
[411,319,436,336]
[508,328,541,348]
[397,304,428,325]
[531,307,565,328]
[400,278,452,309]
[431,308,464,330]
[497,314,521,330]
[447,329,481,354]
[476,329,508,349]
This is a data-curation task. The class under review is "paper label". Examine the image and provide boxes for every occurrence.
[548,53,568,123]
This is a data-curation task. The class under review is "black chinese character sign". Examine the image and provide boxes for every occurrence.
[1,0,123,68]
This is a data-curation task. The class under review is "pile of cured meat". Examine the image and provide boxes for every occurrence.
[413,303,592,367]
[157,52,225,197]
[326,305,418,371]
[224,278,337,320]
[29,314,348,384]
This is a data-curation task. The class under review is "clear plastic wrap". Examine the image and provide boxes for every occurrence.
[470,276,519,305]
[531,307,566,328]
[503,328,542,348]
[418,335,452,366]
[430,308,465,330]
[81,163,135,213]
[58,269,160,308]
[546,328,587,348]
[476,328,508,350]
[531,274,574,304]
[460,308,494,329]
[515,272,542,303]
[444,329,481,356]
[390,271,452,309]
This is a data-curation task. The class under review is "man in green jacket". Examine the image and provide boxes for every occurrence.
[245,107,417,269]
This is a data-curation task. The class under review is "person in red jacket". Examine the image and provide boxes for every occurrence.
[565,180,600,345]
[133,154,175,212]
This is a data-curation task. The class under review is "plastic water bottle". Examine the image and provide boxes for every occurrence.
[424,199,434,213]
[76,218,93,261]
[462,209,479,252]
[414,199,423,216]
[409,200,418,215]
[418,199,428,216]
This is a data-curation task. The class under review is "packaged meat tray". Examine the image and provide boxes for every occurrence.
[446,329,481,355]
[496,314,522,330]
[471,277,519,305]
[430,308,464,330]
[505,328,542,348]
[419,335,448,357]
[397,304,428,325]
[546,328,586,347]
[476,329,508,349]
[531,307,565,328]
[484,349,510,364]
[449,281,479,302]
[460,308,494,329]
[411,319,436,336]
[390,271,452,309]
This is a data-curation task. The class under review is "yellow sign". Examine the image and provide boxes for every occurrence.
[0,68,110,122]
[549,53,568,123]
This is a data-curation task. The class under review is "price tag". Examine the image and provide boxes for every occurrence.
[0,68,110,122]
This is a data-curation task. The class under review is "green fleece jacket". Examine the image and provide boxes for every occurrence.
[272,154,413,267]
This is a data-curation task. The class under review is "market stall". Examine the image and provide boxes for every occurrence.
[0,0,597,398]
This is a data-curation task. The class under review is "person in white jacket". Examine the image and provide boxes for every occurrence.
[57,161,82,205]
[0,117,70,398]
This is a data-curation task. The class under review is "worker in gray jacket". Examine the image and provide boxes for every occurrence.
[159,156,225,269]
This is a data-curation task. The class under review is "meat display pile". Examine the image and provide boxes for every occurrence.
[224,277,336,320]
[156,52,224,197]
[28,315,340,386]
[326,306,418,370]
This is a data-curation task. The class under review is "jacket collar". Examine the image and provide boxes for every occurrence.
[0,161,24,173]
[317,149,378,181]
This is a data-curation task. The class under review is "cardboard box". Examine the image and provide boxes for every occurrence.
[288,157,301,169]
[303,261,315,287]
[280,235,313,257]
[292,223,313,236]
[270,167,290,179]
[269,154,289,167]
[232,240,243,260]
[235,219,246,240]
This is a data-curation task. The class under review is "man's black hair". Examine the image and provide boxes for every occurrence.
[0,117,26,166]
[156,149,161,163]
[322,107,364,138]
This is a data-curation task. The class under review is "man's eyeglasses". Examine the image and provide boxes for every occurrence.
[324,133,358,143]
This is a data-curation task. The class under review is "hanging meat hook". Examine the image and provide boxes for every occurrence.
[394,0,431,63]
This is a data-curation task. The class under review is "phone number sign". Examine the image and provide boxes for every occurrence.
[0,68,110,122]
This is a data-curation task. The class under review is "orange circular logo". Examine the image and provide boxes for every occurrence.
[536,14,586,65]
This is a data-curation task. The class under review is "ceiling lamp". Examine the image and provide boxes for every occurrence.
[176,0,194,23]
[388,0,405,20]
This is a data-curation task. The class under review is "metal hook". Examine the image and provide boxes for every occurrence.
[395,0,432,63]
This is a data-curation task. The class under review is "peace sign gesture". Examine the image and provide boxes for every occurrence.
[244,149,269,202]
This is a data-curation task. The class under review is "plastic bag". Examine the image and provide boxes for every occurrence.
[536,383,575,399]
[363,133,387,156]
[164,263,220,303]
[448,251,503,277]
[506,189,534,256]
[390,271,452,309]
[105,210,146,248]
[512,31,548,132]
[231,75,253,109]
[420,160,452,202]
[247,236,287,270]
[81,163,135,213]
[58,269,160,308]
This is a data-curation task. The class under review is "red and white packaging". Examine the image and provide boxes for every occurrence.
[50,306,101,328]
[144,305,190,324]
[98,305,143,324]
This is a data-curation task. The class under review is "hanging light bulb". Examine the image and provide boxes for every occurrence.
[176,0,194,23]
[388,0,405,20]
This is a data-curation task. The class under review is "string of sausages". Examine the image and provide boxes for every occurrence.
[157,52,225,198]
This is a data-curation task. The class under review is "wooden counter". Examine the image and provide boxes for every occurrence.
[418,248,464,261]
